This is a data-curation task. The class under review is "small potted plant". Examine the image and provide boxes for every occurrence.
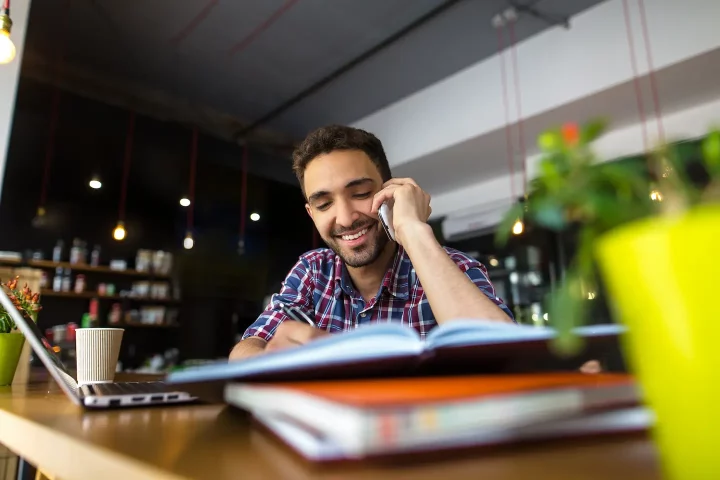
[0,277,42,386]
[497,120,720,480]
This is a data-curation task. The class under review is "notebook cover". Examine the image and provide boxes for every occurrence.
[241,372,636,408]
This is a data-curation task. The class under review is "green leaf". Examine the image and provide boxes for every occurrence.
[580,118,608,144]
[0,311,13,334]
[547,268,588,357]
[702,130,720,175]
[538,130,562,152]
[494,202,524,247]
[530,198,566,230]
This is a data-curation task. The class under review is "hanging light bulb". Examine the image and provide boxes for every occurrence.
[113,221,126,241]
[31,206,47,228]
[89,176,102,189]
[0,6,15,65]
[512,218,524,235]
[250,212,260,222]
[179,197,191,207]
[183,232,194,250]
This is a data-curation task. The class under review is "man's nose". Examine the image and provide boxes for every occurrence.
[335,199,358,228]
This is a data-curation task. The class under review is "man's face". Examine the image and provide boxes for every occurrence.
[304,150,389,268]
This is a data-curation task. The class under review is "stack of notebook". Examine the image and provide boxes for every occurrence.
[164,319,648,461]
[225,373,650,461]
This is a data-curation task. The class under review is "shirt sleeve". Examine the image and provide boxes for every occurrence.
[445,249,515,322]
[241,256,316,342]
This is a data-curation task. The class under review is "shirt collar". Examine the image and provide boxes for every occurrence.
[333,245,410,300]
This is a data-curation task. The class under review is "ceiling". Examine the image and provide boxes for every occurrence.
[23,0,607,151]
[396,45,720,197]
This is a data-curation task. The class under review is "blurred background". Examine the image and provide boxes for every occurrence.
[0,0,715,372]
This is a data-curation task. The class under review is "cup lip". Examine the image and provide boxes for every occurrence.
[76,328,124,331]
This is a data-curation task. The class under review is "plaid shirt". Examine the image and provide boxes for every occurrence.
[243,246,513,341]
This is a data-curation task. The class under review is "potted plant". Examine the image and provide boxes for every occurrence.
[0,277,42,386]
[497,120,720,480]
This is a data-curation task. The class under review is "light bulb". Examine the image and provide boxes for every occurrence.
[183,233,194,250]
[489,257,499,267]
[250,212,260,222]
[179,197,191,207]
[512,219,524,235]
[89,178,102,189]
[0,29,15,65]
[113,222,126,241]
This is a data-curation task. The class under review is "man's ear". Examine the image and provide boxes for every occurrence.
[305,203,313,220]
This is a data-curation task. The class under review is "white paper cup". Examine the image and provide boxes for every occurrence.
[75,328,124,386]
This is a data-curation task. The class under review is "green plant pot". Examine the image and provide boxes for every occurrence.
[0,332,25,386]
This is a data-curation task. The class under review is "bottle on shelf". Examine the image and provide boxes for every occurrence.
[69,238,82,265]
[74,274,86,294]
[108,303,121,325]
[52,240,64,263]
[90,245,101,267]
[52,267,63,292]
[61,268,72,292]
[40,271,48,289]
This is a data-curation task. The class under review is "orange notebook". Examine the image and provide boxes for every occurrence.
[225,373,642,459]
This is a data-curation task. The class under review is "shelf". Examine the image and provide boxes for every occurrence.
[40,290,180,303]
[27,260,170,279]
[115,322,179,329]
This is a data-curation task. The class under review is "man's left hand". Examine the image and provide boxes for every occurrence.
[371,178,432,246]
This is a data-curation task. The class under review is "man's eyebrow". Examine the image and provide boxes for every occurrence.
[307,178,375,204]
[308,190,330,204]
[345,177,374,189]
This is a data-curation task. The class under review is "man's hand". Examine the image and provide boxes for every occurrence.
[371,178,432,246]
[265,322,329,353]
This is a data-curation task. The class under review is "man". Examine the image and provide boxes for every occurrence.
[230,125,513,360]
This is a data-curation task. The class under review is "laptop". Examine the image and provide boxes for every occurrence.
[0,286,196,409]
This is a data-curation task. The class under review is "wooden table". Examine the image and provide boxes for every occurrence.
[0,375,662,480]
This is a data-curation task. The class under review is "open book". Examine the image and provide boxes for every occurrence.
[166,320,624,393]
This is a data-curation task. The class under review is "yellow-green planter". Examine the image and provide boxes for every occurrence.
[596,204,720,480]
[0,332,25,385]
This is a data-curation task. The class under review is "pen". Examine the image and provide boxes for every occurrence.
[278,302,317,327]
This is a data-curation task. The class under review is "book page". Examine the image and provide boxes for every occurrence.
[424,319,625,350]
[167,322,423,385]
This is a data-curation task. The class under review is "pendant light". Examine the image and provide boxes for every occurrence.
[494,8,526,236]
[0,0,15,65]
[237,143,248,255]
[114,112,135,241]
[184,128,198,250]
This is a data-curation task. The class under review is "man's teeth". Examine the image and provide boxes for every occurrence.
[341,228,368,241]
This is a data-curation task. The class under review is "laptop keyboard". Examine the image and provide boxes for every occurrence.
[87,381,167,396]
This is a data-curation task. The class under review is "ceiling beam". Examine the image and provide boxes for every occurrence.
[20,49,298,155]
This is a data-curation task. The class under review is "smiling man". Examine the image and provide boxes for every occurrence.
[229,125,513,360]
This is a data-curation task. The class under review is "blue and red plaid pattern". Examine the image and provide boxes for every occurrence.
[242,245,514,341]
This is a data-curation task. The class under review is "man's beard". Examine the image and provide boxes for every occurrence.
[323,220,389,268]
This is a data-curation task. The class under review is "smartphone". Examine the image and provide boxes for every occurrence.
[378,203,396,241]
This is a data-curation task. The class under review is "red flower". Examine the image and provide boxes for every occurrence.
[561,123,580,146]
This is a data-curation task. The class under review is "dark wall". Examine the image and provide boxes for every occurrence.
[0,79,319,361]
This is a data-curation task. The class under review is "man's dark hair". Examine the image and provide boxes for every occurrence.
[292,125,392,192]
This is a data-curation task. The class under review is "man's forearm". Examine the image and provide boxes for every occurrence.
[229,337,267,360]
[398,223,513,324]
